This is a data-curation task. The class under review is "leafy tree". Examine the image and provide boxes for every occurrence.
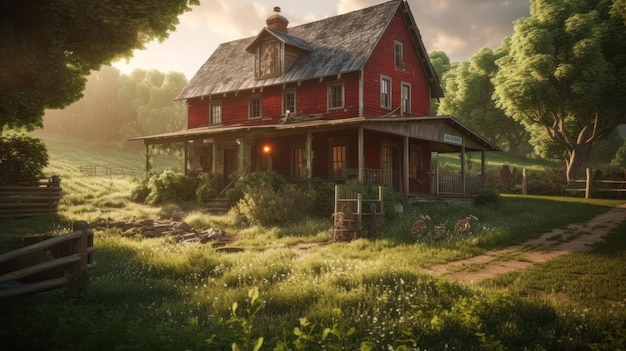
[493,0,626,180]
[0,132,48,185]
[438,45,530,156]
[0,0,198,131]
[428,51,451,115]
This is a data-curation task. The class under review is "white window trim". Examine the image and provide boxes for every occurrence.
[282,89,297,115]
[380,75,392,110]
[401,82,411,114]
[210,101,222,125]
[394,40,404,67]
[249,94,262,119]
[327,81,345,110]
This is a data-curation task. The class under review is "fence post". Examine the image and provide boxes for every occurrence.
[585,168,592,199]
[72,221,89,276]
[522,168,527,195]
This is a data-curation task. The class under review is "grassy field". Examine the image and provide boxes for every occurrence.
[1,133,625,350]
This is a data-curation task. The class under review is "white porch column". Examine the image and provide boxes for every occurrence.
[211,142,217,174]
[358,127,364,183]
[461,146,466,195]
[404,136,409,194]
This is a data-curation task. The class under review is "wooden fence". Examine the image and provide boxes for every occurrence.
[79,165,142,176]
[333,185,384,241]
[0,221,95,299]
[564,168,626,199]
[0,176,62,218]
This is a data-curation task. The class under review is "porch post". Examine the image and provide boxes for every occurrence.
[306,132,313,179]
[211,142,217,174]
[184,141,189,175]
[404,136,409,195]
[358,127,364,183]
[144,143,151,172]
[461,146,466,195]
[481,151,486,190]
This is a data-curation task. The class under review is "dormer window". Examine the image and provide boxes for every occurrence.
[256,39,282,79]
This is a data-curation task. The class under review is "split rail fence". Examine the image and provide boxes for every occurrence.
[79,165,142,176]
[564,168,626,199]
[0,221,95,299]
[0,176,62,218]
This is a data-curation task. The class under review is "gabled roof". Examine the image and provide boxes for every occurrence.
[177,0,442,100]
[245,28,314,53]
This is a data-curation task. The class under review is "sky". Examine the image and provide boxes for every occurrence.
[112,0,531,80]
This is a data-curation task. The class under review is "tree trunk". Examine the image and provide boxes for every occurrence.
[565,146,591,182]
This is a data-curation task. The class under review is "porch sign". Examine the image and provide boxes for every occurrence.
[443,133,463,145]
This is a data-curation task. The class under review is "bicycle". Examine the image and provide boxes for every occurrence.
[410,215,430,241]
[453,214,478,235]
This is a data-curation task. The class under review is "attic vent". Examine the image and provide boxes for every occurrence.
[266,6,289,33]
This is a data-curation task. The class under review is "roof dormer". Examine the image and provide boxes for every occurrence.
[246,7,313,80]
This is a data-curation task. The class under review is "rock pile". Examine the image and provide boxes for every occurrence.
[92,219,233,245]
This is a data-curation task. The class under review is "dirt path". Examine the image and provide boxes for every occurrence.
[426,203,626,282]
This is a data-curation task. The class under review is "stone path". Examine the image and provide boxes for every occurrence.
[426,203,626,282]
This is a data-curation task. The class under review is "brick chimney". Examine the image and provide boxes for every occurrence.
[266,6,289,33]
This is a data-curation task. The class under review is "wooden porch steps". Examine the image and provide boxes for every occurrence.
[205,197,230,213]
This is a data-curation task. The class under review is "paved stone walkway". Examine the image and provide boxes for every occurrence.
[426,203,626,282]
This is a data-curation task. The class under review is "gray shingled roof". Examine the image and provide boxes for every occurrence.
[177,0,440,100]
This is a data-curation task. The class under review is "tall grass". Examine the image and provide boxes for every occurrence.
[1,133,625,350]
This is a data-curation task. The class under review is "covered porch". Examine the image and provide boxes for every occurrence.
[130,116,499,198]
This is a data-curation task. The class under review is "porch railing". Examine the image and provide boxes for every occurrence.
[363,168,392,187]
[437,172,483,196]
[362,168,483,196]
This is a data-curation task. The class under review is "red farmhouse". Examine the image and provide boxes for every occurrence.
[133,0,499,198]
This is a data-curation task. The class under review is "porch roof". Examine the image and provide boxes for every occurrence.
[129,116,500,152]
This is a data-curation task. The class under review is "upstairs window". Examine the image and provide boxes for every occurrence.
[328,81,345,110]
[401,82,411,114]
[210,102,222,125]
[249,95,262,119]
[282,89,296,115]
[256,39,282,79]
[394,41,404,67]
[380,76,392,110]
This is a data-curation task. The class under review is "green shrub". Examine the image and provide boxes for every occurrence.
[145,169,198,205]
[474,188,502,207]
[129,173,152,203]
[0,131,49,185]
[196,172,220,203]
[226,170,286,205]
[237,182,313,226]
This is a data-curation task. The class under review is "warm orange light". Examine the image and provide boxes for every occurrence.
[263,145,271,154]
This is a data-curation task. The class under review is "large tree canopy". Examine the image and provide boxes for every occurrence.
[438,45,529,156]
[0,0,198,131]
[493,0,626,180]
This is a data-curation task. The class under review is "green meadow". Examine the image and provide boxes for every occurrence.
[1,132,624,350]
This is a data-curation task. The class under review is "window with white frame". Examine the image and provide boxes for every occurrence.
[380,76,392,110]
[394,41,404,67]
[249,95,262,119]
[210,102,222,125]
[401,82,411,115]
[327,81,344,110]
[283,89,296,115]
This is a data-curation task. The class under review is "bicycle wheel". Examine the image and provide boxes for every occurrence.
[454,218,472,234]
[411,219,427,241]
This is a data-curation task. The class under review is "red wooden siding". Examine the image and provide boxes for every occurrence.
[187,98,208,129]
[362,8,431,117]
